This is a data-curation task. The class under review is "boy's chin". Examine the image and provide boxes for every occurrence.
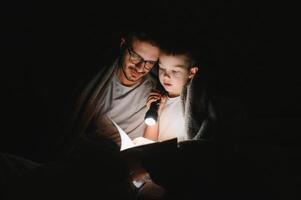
[164,88,172,94]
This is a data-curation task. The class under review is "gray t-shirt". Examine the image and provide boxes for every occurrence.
[99,73,154,139]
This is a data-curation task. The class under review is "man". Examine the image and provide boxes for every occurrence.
[71,29,161,144]
[1,29,161,200]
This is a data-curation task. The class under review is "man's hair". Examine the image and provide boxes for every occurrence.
[123,27,161,49]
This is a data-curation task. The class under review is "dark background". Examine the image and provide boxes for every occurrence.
[0,0,300,193]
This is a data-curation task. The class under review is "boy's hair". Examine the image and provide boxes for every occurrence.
[158,24,209,69]
[160,43,197,69]
[159,31,199,69]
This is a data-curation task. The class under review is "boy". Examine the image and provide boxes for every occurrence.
[144,44,199,142]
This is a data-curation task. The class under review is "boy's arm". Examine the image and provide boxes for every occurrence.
[144,123,159,141]
[143,90,167,141]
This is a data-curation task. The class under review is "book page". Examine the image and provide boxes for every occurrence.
[110,120,135,151]
[132,137,155,146]
[109,118,157,151]
[109,118,177,154]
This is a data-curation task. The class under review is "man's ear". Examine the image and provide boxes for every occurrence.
[120,37,126,48]
[189,66,199,79]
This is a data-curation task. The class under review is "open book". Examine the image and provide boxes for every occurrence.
[110,119,177,152]
[95,115,202,153]
[111,120,155,150]
[93,115,178,151]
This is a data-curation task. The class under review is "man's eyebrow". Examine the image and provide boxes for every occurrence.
[132,48,157,62]
[130,48,143,58]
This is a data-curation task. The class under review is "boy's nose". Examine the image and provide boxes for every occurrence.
[163,72,171,78]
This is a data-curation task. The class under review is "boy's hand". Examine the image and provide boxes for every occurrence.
[146,90,167,116]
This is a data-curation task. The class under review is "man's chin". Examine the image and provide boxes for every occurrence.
[123,73,141,83]
[129,76,143,83]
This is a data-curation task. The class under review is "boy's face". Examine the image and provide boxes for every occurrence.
[158,54,198,97]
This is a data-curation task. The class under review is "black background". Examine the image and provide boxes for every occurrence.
[0,1,300,189]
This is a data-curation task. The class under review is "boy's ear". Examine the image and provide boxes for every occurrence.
[189,66,199,79]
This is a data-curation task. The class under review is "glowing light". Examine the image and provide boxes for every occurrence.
[145,117,156,126]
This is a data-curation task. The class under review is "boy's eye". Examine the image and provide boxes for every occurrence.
[172,70,180,74]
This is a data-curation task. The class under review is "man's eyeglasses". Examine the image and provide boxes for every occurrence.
[127,48,157,71]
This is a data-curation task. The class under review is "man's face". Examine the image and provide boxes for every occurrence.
[159,54,195,97]
[119,38,160,86]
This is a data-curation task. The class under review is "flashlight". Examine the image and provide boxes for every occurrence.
[144,100,160,126]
